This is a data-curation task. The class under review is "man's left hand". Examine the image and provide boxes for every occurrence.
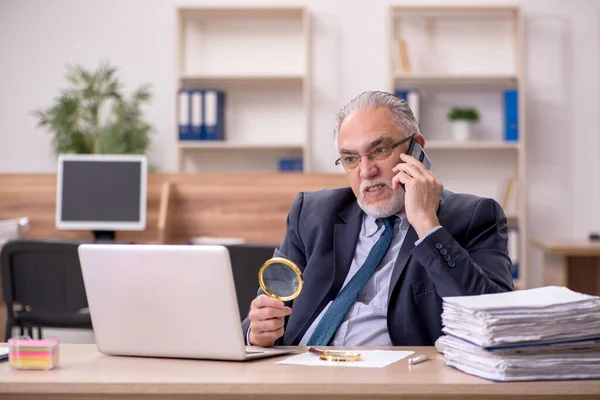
[392,153,443,238]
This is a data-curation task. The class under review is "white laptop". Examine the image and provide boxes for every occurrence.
[77,244,295,361]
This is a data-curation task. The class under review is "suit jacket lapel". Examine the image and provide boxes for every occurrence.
[388,194,447,302]
[388,225,418,303]
[332,209,362,295]
[288,200,362,346]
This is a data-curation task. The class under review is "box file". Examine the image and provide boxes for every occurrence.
[178,89,191,140]
[204,90,225,140]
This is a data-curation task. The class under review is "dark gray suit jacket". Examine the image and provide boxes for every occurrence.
[242,187,513,346]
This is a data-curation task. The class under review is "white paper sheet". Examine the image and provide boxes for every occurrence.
[276,350,414,368]
[443,286,597,311]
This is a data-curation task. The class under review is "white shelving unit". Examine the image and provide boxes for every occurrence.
[388,6,527,289]
[175,7,311,172]
[393,73,518,87]
[178,142,305,150]
[424,140,521,150]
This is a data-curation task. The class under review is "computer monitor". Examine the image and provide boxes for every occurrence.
[55,154,147,241]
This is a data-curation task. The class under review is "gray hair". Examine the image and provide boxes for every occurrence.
[333,91,420,144]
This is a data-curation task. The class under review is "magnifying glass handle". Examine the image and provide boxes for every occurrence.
[307,347,325,356]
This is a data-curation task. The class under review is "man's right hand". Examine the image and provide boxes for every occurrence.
[248,294,292,347]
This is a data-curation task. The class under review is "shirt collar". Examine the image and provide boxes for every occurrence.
[363,210,406,237]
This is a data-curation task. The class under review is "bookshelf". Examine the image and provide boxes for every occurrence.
[388,6,527,289]
[175,7,311,172]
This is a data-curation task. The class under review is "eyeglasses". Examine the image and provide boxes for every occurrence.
[334,135,415,171]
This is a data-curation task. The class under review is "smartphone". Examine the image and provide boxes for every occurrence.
[400,139,431,190]
[407,139,431,170]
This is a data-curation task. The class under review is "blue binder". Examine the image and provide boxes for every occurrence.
[203,89,225,140]
[504,89,519,141]
[394,89,420,124]
[190,89,204,140]
[278,158,303,172]
[395,90,409,101]
[178,89,192,140]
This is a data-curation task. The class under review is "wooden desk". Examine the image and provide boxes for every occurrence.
[0,345,598,399]
[533,238,600,295]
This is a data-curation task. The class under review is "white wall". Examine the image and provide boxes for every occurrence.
[1,0,599,291]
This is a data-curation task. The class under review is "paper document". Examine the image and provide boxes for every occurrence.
[443,285,597,311]
[436,286,600,381]
[276,350,414,368]
[436,335,600,381]
[441,286,600,348]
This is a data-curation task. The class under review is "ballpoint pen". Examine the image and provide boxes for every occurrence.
[408,354,429,365]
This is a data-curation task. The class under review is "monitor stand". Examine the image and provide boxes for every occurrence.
[93,230,116,242]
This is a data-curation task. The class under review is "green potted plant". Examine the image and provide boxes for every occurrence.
[33,62,153,156]
[447,107,480,141]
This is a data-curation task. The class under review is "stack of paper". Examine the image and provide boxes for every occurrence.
[435,286,600,381]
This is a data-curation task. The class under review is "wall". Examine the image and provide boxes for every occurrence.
[1,0,599,291]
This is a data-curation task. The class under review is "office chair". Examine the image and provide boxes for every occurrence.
[0,238,93,340]
[224,243,278,319]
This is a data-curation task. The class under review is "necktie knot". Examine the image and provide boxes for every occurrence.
[380,216,396,230]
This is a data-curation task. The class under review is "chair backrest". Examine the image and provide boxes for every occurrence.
[1,239,90,314]
[224,243,277,318]
[0,217,29,248]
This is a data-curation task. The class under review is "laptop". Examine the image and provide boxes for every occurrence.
[77,243,295,361]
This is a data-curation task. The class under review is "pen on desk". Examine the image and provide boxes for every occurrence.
[408,354,429,365]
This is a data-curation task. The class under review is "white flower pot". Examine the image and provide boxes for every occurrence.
[452,120,473,141]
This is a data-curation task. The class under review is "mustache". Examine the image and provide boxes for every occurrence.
[360,178,392,193]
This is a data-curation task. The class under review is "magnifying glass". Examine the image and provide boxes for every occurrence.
[258,257,303,301]
[258,258,359,362]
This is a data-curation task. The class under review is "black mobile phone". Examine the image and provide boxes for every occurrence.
[400,139,431,190]
[406,139,431,170]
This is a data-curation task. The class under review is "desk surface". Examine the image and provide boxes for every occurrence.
[533,238,600,256]
[0,345,599,400]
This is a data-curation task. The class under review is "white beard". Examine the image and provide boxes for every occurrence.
[357,177,405,218]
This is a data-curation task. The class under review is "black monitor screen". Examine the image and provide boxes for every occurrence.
[60,160,142,223]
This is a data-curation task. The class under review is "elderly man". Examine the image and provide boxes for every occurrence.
[242,90,513,347]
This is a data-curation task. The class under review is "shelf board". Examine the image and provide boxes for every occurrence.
[178,141,305,150]
[180,73,304,85]
[178,6,305,18]
[425,140,520,150]
[394,73,517,87]
[391,6,518,18]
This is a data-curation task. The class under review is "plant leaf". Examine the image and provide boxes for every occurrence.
[33,61,154,158]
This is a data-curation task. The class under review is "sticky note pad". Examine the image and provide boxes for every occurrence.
[8,337,60,370]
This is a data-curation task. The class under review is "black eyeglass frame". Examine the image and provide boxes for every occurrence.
[334,134,416,169]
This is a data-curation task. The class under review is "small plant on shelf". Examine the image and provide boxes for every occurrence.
[33,61,154,156]
[447,107,480,122]
[447,107,480,141]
